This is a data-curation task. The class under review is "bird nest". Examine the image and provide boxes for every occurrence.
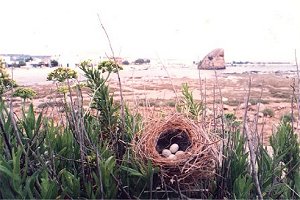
[133,114,218,185]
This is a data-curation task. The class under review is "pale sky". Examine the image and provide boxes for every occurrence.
[0,0,300,62]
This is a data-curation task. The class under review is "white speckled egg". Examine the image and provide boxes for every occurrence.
[169,143,179,153]
[162,149,172,157]
[167,154,177,159]
[175,150,185,156]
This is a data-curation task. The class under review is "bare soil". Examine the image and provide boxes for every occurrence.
[5,66,299,145]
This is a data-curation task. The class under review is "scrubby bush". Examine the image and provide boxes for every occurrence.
[47,67,78,82]
[280,113,294,123]
[224,99,240,106]
[122,60,129,65]
[97,60,122,73]
[177,83,203,120]
[50,59,59,67]
[262,108,275,117]
[249,98,270,105]
[134,58,145,65]
[133,58,151,65]
[0,58,16,95]
[13,87,37,102]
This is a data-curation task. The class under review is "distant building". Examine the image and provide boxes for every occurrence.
[0,56,12,65]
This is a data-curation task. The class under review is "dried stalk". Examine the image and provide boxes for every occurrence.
[292,80,296,130]
[156,56,179,102]
[214,70,225,137]
[294,49,300,134]
[175,175,183,199]
[97,13,126,131]
[242,77,263,200]
[8,67,26,154]
[295,49,300,133]
[166,185,190,200]
[63,80,87,182]
[203,78,207,120]
[254,83,264,144]
[74,80,92,145]
[198,69,203,102]
[213,84,216,133]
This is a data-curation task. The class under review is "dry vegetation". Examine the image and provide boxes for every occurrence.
[6,71,297,145]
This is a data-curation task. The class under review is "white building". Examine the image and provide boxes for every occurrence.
[0,56,13,65]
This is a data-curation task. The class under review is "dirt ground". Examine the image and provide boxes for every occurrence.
[5,66,300,145]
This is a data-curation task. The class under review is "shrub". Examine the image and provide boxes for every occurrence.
[134,58,145,65]
[280,113,294,123]
[224,99,240,106]
[50,60,59,67]
[0,58,16,95]
[166,100,176,107]
[122,60,129,65]
[47,67,78,82]
[268,121,300,197]
[249,98,270,105]
[262,108,275,117]
[177,83,203,120]
[13,87,37,102]
[98,60,122,73]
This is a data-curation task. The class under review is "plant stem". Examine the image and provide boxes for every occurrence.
[242,77,263,200]
[97,13,125,131]
[294,49,300,135]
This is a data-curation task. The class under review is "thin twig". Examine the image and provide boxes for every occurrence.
[198,69,203,102]
[294,49,300,133]
[65,79,87,183]
[110,171,131,199]
[9,67,26,154]
[156,55,179,102]
[166,185,190,200]
[96,147,104,199]
[214,70,225,139]
[97,13,126,133]
[175,175,183,199]
[291,79,296,131]
[203,78,207,120]
[213,84,216,133]
[254,83,264,145]
[242,77,263,200]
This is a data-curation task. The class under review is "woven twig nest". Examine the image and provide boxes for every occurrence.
[133,114,218,184]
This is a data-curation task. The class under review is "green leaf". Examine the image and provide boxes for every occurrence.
[105,156,115,171]
[120,165,143,177]
[24,171,39,199]
[59,169,80,198]
[35,112,43,132]
[233,175,253,199]
[40,173,58,199]
[0,165,13,178]
[0,177,15,199]
[12,147,22,193]
[294,172,300,197]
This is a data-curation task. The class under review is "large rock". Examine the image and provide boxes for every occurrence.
[198,48,225,70]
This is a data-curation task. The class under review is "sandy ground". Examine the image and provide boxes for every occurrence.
[5,65,299,145]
